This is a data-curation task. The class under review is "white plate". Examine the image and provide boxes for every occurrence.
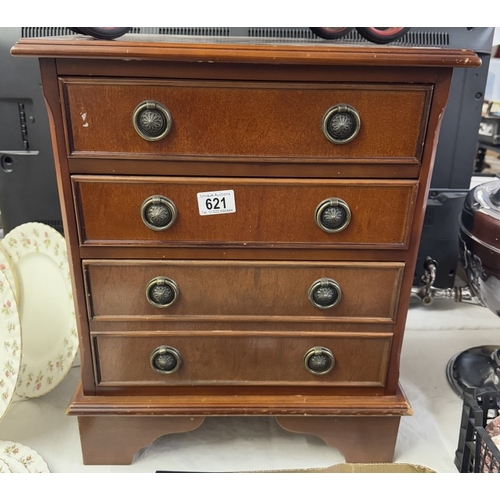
[0,453,29,473]
[0,440,50,473]
[0,246,19,303]
[0,223,78,398]
[0,267,22,421]
[0,457,12,473]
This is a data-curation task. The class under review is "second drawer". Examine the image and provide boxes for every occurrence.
[73,176,418,249]
[84,260,404,324]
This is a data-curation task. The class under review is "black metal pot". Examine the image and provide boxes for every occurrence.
[447,180,500,395]
[459,179,500,315]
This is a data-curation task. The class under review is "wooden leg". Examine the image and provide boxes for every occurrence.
[77,415,205,465]
[276,416,400,463]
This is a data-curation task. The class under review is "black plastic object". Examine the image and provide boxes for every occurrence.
[69,28,131,40]
[413,189,468,289]
[455,390,500,473]
[310,27,354,40]
[355,27,411,44]
[310,27,410,44]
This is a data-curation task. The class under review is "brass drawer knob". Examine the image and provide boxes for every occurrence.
[315,197,351,233]
[146,277,179,308]
[308,278,342,309]
[304,347,335,375]
[150,346,182,374]
[133,100,172,141]
[141,195,177,231]
[322,104,361,144]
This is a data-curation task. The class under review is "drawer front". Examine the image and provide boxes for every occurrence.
[93,332,392,387]
[62,79,430,162]
[73,176,417,248]
[84,260,403,323]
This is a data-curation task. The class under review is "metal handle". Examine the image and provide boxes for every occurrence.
[315,197,351,233]
[308,278,342,309]
[150,346,182,374]
[133,100,172,141]
[141,195,177,231]
[146,277,179,308]
[304,347,335,375]
[0,150,39,156]
[322,104,361,144]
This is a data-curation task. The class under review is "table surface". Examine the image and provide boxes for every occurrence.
[0,296,498,474]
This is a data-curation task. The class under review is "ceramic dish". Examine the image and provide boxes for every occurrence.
[0,267,22,421]
[0,452,29,473]
[0,457,12,473]
[0,246,19,303]
[0,222,78,398]
[0,440,50,473]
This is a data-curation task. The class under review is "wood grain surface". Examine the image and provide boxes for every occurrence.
[93,331,392,387]
[62,79,430,161]
[73,176,417,248]
[83,260,403,323]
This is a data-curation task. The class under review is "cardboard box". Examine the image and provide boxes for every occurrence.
[247,463,435,473]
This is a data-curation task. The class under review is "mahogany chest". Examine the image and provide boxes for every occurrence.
[12,35,480,465]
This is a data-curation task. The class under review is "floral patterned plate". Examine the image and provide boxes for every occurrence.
[0,457,12,473]
[0,246,19,303]
[0,267,21,421]
[0,452,29,473]
[0,223,78,398]
[0,440,50,473]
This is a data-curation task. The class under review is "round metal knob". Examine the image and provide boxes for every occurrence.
[322,104,361,144]
[150,346,181,374]
[315,198,351,233]
[146,277,179,308]
[133,100,172,141]
[141,196,177,231]
[308,278,342,309]
[304,347,335,375]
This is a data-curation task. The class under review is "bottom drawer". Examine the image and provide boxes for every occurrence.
[93,332,393,388]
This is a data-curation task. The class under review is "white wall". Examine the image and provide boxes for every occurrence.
[485,29,500,102]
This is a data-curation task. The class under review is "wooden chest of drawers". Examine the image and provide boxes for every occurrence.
[12,36,480,466]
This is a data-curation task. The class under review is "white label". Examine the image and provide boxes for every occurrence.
[479,122,494,137]
[197,190,236,216]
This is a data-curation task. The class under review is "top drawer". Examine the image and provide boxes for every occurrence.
[61,79,431,163]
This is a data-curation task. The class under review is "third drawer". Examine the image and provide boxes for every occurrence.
[83,259,404,324]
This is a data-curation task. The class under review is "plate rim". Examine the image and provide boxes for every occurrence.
[0,222,78,398]
[0,440,50,473]
[0,246,19,303]
[0,266,22,421]
[0,451,29,473]
[0,456,12,473]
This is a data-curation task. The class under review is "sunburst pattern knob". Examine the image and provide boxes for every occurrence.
[150,346,182,374]
[304,347,335,375]
[315,198,351,233]
[133,101,172,141]
[322,104,361,144]
[141,196,177,231]
[146,277,179,308]
[308,278,342,309]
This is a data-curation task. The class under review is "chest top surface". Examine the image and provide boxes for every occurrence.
[11,34,481,68]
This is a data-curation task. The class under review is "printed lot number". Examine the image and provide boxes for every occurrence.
[197,190,236,216]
